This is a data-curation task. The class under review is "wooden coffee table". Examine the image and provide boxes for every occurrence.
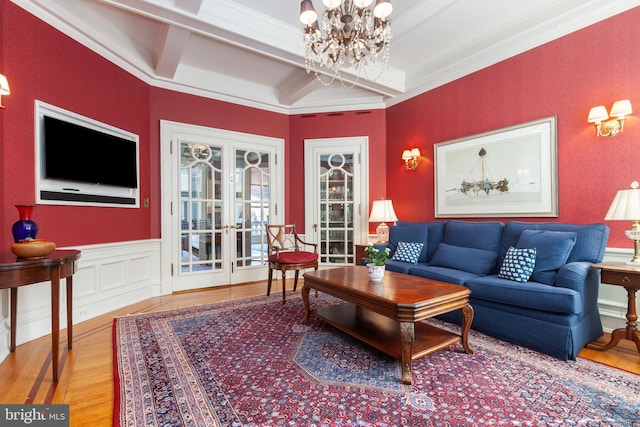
[302,266,474,385]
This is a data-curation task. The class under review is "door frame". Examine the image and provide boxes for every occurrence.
[304,137,369,265]
[160,120,284,294]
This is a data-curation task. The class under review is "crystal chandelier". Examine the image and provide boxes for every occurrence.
[299,0,393,86]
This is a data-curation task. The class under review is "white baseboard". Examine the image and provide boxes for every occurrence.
[0,239,162,359]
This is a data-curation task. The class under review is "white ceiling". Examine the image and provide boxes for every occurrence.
[12,0,640,114]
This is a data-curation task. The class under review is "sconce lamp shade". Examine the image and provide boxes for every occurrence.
[0,74,9,108]
[588,106,609,123]
[610,99,633,118]
[369,199,398,243]
[0,74,10,95]
[401,150,412,160]
[410,148,421,157]
[605,181,640,264]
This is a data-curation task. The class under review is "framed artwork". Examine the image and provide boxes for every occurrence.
[434,116,558,218]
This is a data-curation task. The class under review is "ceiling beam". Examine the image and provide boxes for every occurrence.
[155,24,191,78]
[277,72,320,106]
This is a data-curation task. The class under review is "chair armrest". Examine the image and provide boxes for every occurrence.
[294,234,318,253]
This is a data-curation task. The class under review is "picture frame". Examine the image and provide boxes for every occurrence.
[434,116,558,218]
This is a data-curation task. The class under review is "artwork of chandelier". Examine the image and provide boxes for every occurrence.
[299,0,393,86]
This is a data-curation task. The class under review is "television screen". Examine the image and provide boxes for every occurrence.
[43,115,138,189]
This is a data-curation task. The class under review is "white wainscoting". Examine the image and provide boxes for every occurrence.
[0,239,162,364]
[600,248,634,333]
[0,241,629,365]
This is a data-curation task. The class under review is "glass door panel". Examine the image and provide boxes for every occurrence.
[233,149,270,269]
[179,143,223,274]
[319,153,354,264]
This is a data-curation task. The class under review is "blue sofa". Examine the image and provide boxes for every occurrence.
[375,220,609,360]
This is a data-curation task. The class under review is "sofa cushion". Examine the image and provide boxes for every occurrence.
[465,275,580,314]
[409,265,481,286]
[397,221,446,262]
[391,241,423,264]
[388,223,429,263]
[517,230,577,285]
[429,243,498,276]
[500,222,609,265]
[442,220,504,252]
[498,247,537,283]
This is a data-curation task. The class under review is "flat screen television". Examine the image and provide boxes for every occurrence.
[35,101,140,207]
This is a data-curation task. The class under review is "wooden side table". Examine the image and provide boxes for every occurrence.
[587,262,640,354]
[0,249,81,381]
[354,244,368,265]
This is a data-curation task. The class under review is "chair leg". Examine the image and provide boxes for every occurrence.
[267,267,273,296]
[281,270,287,304]
[293,270,300,291]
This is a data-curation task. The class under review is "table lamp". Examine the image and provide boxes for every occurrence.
[369,199,398,243]
[605,181,640,265]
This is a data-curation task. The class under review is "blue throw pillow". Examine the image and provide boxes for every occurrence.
[517,230,577,285]
[391,241,424,264]
[388,223,428,263]
[429,243,498,276]
[498,247,537,283]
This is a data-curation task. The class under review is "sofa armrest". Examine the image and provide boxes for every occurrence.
[554,261,590,292]
[555,262,603,313]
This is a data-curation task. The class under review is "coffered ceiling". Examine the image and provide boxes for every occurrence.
[12,0,640,114]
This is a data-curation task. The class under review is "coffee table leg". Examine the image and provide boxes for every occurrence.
[460,304,474,355]
[400,322,415,385]
[302,285,311,325]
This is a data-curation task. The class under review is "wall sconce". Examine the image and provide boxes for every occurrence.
[0,74,10,108]
[588,99,632,137]
[401,148,420,170]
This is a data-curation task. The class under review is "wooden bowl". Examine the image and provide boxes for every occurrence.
[11,239,56,258]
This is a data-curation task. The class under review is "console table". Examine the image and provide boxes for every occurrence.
[587,262,640,354]
[0,249,81,381]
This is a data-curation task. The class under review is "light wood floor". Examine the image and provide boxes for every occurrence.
[0,280,638,427]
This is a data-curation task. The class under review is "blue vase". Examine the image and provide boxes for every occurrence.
[12,205,38,243]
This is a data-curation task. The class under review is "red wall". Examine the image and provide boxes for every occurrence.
[3,2,639,249]
[148,88,289,237]
[289,110,387,232]
[1,3,151,247]
[386,7,640,247]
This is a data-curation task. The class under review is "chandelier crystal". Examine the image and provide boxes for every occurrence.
[299,0,393,86]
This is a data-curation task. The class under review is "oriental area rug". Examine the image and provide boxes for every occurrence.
[113,293,640,426]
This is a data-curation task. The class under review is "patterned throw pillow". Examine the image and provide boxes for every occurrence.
[498,247,537,283]
[391,241,424,264]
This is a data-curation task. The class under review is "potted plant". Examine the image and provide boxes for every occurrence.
[364,244,390,281]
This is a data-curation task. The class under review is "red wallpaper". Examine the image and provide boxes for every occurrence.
[288,110,387,232]
[2,2,639,249]
[1,3,151,247]
[386,7,640,247]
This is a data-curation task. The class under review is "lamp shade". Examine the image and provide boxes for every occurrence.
[587,106,608,123]
[374,0,393,19]
[0,74,10,95]
[610,99,632,118]
[401,149,412,160]
[299,0,318,25]
[369,199,398,222]
[605,181,640,220]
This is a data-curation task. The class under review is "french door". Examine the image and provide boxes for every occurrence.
[304,137,369,266]
[161,121,284,292]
